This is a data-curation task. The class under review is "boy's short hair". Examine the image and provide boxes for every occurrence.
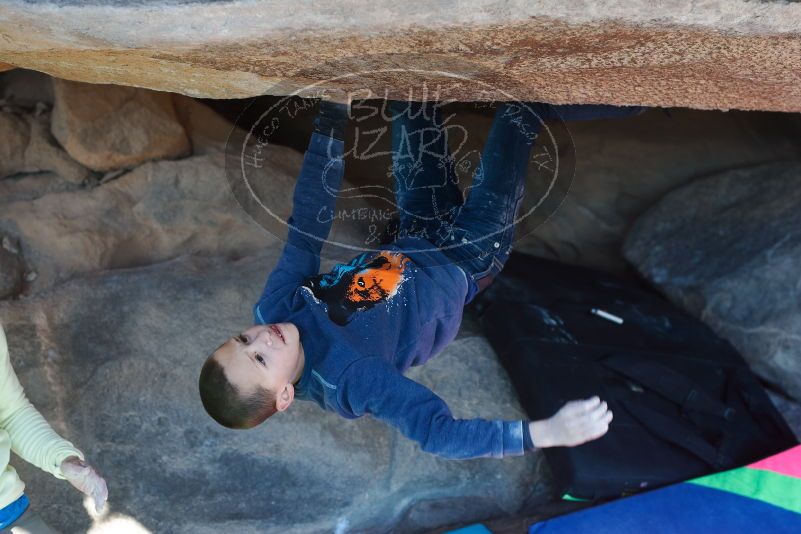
[198,356,277,429]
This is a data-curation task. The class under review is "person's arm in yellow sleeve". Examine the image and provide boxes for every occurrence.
[0,323,107,512]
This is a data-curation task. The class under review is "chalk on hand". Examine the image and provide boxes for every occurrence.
[590,308,624,325]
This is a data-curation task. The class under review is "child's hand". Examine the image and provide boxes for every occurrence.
[528,396,613,448]
[60,455,109,513]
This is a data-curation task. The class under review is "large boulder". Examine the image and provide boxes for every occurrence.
[0,252,546,534]
[51,79,191,171]
[1,1,801,111]
[623,161,801,400]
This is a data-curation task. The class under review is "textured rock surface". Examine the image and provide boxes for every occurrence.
[0,109,92,183]
[0,253,546,534]
[51,79,191,172]
[624,161,801,400]
[2,71,226,157]
[0,234,24,299]
[171,93,238,156]
[0,172,79,204]
[1,1,801,111]
[0,152,270,293]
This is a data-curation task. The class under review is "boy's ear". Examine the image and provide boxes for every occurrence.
[275,383,295,412]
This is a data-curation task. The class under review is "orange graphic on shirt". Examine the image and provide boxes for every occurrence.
[303,250,411,325]
[346,252,410,303]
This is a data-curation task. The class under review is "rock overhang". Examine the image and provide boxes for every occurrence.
[1,0,800,111]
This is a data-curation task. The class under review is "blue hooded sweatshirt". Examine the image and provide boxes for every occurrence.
[252,123,527,460]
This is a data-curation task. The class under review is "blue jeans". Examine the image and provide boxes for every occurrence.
[389,100,645,303]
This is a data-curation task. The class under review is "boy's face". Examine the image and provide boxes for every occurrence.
[212,323,304,412]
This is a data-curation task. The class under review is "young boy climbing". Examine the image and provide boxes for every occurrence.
[199,95,643,459]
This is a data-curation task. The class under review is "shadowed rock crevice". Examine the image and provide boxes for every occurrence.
[0,107,92,184]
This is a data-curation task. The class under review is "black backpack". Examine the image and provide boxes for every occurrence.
[475,253,797,501]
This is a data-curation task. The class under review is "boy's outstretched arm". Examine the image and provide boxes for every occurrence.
[338,357,612,459]
[338,357,524,459]
[257,98,350,305]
